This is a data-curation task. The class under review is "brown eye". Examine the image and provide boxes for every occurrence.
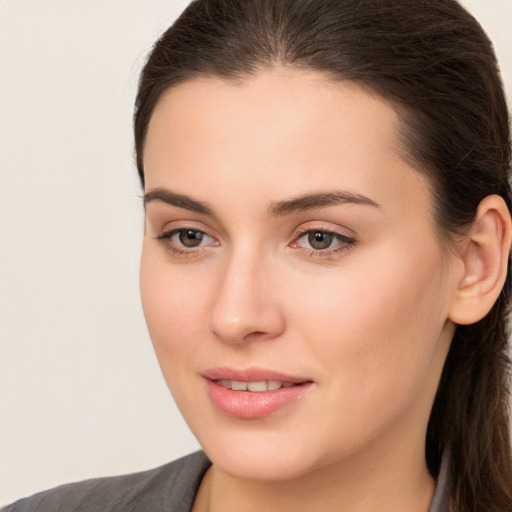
[155,227,217,256]
[292,228,356,256]
[178,229,205,247]
[308,231,334,250]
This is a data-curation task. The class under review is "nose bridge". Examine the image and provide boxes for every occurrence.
[209,243,283,344]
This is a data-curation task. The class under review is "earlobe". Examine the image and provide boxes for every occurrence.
[448,195,512,325]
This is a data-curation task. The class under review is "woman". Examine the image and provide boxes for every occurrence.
[4,0,511,510]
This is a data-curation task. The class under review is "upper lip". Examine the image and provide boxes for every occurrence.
[202,367,312,383]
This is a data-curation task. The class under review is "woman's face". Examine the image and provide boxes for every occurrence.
[140,69,457,481]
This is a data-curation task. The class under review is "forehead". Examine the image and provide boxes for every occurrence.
[146,68,400,161]
[143,68,431,220]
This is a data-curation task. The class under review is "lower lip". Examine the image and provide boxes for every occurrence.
[205,379,313,419]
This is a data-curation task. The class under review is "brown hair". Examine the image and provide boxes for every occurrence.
[134,0,512,509]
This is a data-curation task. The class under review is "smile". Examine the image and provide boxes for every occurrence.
[203,369,314,418]
[215,380,298,392]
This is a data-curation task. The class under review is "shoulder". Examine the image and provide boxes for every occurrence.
[2,451,211,512]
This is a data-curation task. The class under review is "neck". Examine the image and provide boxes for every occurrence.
[195,444,436,512]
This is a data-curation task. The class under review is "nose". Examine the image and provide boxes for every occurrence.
[208,250,285,345]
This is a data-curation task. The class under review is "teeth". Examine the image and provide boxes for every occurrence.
[267,380,282,391]
[216,380,297,391]
[218,379,232,389]
[231,381,248,391]
[247,381,267,392]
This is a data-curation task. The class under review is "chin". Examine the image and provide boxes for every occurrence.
[210,443,314,481]
[192,423,331,482]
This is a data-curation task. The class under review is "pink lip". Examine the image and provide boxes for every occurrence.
[202,367,310,383]
[203,367,314,419]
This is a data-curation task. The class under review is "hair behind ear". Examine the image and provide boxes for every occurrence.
[427,308,512,510]
[427,195,512,509]
[427,195,512,510]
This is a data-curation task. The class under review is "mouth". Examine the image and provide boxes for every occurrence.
[203,368,314,418]
[214,379,300,392]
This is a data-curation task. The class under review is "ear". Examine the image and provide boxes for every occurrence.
[448,195,512,325]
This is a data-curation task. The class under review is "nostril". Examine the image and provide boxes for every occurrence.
[209,282,286,344]
[245,331,265,339]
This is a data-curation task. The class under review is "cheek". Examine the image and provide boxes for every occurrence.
[139,243,210,362]
[139,245,217,424]
[287,240,448,407]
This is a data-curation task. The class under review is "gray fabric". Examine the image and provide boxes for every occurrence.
[3,450,450,511]
[2,451,211,512]
[428,451,450,512]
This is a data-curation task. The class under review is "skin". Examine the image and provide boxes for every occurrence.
[140,68,465,511]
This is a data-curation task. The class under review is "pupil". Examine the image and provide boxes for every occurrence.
[308,231,333,250]
[179,230,203,247]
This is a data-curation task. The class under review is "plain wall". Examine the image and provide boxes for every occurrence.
[1,0,511,505]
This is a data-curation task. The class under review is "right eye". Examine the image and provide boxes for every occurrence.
[174,229,207,247]
[155,228,218,254]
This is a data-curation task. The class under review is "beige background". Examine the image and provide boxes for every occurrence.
[1,0,511,505]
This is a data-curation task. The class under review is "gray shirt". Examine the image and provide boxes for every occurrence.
[2,451,449,511]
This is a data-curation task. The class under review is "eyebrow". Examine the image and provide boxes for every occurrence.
[143,187,381,217]
[268,191,381,216]
[144,188,214,216]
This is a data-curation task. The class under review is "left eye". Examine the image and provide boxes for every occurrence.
[295,230,353,251]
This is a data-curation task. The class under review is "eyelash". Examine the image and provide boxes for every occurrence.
[154,225,356,259]
[155,228,217,258]
[291,225,356,258]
